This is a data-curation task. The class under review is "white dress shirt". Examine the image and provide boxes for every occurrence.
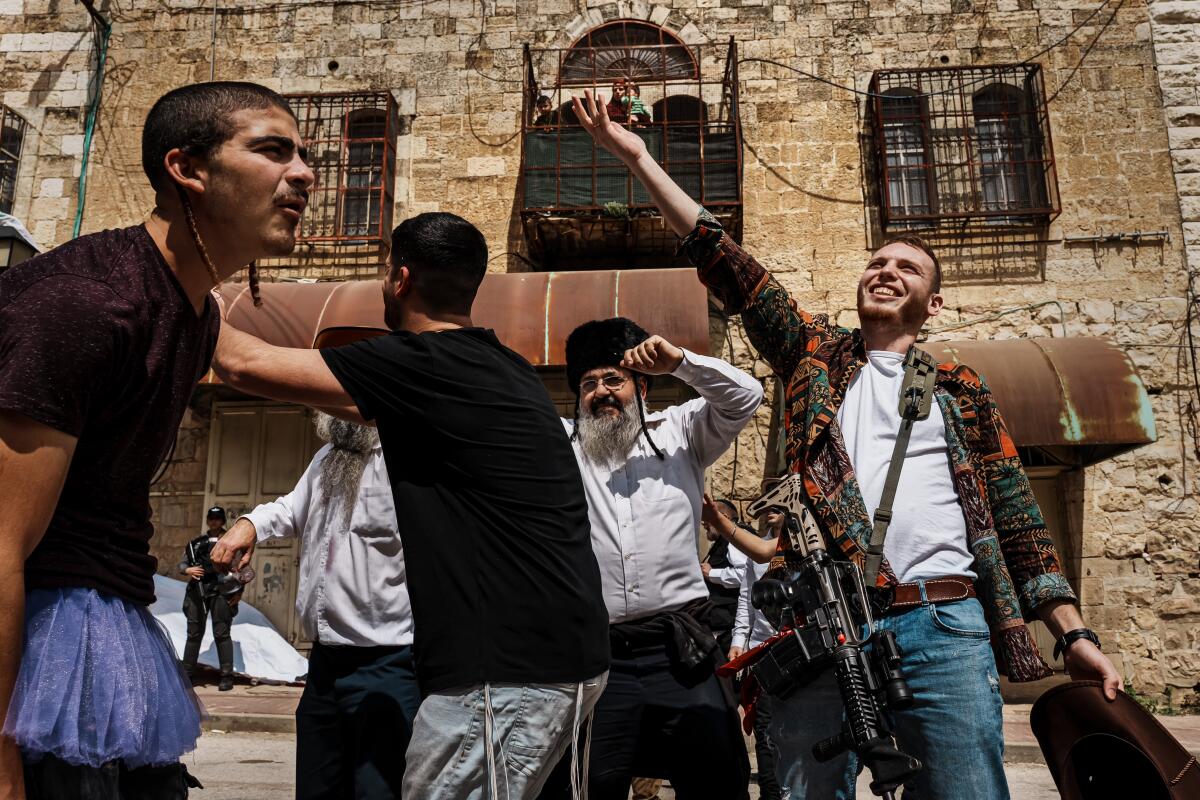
[563,349,763,624]
[706,538,749,589]
[242,443,413,647]
[733,558,776,649]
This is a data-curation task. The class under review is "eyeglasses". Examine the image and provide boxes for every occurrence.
[580,375,629,394]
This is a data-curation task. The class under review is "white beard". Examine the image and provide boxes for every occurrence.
[576,397,642,468]
[314,413,379,519]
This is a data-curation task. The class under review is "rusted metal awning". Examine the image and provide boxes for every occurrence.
[211,267,710,368]
[924,338,1155,466]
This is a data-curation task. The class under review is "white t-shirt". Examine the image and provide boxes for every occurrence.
[836,351,976,583]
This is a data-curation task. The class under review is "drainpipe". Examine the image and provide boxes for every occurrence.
[72,0,111,239]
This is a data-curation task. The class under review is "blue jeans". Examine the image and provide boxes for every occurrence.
[402,673,608,799]
[770,593,1008,800]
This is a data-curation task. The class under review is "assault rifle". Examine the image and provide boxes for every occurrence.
[744,475,922,800]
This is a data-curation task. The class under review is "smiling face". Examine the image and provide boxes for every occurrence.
[579,365,643,418]
[199,105,314,262]
[856,241,944,332]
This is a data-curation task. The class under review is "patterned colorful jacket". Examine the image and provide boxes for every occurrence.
[683,221,1074,681]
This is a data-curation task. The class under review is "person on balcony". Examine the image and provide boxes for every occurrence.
[533,94,559,127]
[606,79,629,124]
[625,83,652,125]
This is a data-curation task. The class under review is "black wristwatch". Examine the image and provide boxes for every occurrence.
[1053,628,1101,661]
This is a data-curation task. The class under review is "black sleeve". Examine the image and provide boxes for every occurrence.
[0,275,131,436]
[320,334,406,423]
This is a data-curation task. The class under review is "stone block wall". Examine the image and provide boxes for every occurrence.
[2,0,1197,702]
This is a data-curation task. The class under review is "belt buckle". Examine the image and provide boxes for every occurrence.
[868,585,895,617]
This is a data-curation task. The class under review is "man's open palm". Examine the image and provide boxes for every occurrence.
[572,89,648,165]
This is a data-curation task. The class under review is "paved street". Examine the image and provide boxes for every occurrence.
[185,730,1061,799]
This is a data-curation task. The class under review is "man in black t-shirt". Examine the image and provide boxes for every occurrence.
[212,212,609,798]
[0,82,315,800]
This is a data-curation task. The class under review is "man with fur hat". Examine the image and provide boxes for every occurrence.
[212,412,417,800]
[540,317,762,799]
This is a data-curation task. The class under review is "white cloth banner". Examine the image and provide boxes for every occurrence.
[150,575,308,683]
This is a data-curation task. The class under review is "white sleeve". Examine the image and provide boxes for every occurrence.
[732,561,753,648]
[241,446,326,541]
[706,566,742,589]
[669,349,764,467]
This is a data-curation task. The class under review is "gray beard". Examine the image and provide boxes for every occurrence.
[576,398,642,468]
[314,413,379,520]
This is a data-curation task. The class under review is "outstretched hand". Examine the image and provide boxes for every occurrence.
[701,493,732,538]
[621,335,683,376]
[211,518,257,573]
[572,89,649,166]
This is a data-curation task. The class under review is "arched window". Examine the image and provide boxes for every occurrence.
[651,95,707,124]
[879,87,934,221]
[559,21,697,86]
[340,108,390,238]
[973,83,1043,217]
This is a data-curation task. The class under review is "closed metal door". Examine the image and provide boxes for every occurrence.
[205,402,321,648]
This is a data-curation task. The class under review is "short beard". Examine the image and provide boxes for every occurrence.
[857,286,929,329]
[576,396,642,467]
[314,412,380,520]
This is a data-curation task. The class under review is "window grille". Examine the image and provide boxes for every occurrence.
[285,92,397,247]
[0,106,27,215]
[520,29,742,269]
[869,65,1059,229]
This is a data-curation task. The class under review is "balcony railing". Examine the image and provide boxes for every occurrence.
[520,37,743,270]
[286,91,398,250]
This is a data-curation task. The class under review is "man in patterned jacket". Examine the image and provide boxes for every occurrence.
[570,90,1120,800]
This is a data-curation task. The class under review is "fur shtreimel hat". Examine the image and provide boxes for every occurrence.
[565,317,651,395]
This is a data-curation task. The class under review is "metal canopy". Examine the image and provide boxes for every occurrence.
[211,267,711,369]
[923,338,1155,466]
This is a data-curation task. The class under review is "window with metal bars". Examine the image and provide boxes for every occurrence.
[0,106,27,215]
[519,30,743,269]
[286,92,397,247]
[869,65,1059,229]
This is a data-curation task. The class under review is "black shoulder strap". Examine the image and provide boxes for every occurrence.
[862,347,938,586]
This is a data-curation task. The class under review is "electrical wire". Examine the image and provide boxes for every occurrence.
[735,0,1119,102]
[72,4,111,239]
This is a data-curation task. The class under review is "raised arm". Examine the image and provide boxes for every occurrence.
[702,494,776,563]
[0,412,77,799]
[572,90,700,237]
[212,447,323,573]
[214,325,354,410]
[573,90,824,381]
[621,335,763,466]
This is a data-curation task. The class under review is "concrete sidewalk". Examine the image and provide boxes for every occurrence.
[195,682,1200,765]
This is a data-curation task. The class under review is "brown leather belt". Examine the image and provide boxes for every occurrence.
[885,575,976,613]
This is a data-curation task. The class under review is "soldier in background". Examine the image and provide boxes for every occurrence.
[178,506,243,691]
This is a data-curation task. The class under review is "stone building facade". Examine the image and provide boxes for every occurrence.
[2,0,1197,703]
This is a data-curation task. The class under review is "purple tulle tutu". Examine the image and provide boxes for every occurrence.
[3,588,204,768]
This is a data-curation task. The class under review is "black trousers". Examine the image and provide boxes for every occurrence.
[23,754,198,800]
[753,691,782,800]
[539,640,750,800]
[295,642,421,800]
[181,584,233,675]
